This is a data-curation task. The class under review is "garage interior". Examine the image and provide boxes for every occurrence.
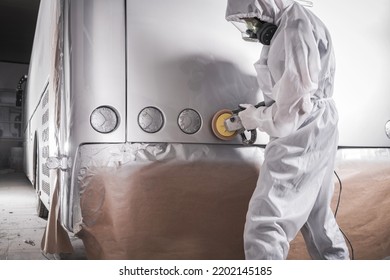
[1,0,389,261]
[0,0,84,260]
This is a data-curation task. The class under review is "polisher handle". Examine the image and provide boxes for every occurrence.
[240,129,257,145]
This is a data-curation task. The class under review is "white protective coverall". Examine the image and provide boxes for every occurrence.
[226,0,350,259]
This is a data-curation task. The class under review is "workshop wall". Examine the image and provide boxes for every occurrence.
[0,62,29,170]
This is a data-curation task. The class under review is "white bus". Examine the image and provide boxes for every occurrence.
[23,0,390,259]
[24,0,267,258]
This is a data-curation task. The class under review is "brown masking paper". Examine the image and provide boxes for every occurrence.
[289,150,390,260]
[76,161,259,259]
[59,145,390,259]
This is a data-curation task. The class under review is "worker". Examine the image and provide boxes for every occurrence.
[225,0,350,259]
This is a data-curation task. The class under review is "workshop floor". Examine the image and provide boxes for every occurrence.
[1,161,389,260]
[0,170,86,260]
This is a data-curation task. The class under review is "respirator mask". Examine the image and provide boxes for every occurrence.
[232,17,277,45]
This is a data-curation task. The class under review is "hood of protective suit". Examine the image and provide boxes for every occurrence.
[226,0,294,25]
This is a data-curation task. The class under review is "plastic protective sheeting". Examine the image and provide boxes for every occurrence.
[289,148,390,260]
[40,0,73,255]
[73,143,264,259]
[72,145,390,260]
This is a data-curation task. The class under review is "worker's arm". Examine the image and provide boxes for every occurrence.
[239,18,321,138]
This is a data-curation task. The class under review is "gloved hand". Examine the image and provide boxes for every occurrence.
[237,104,260,130]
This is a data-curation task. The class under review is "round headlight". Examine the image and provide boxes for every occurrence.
[178,109,202,134]
[90,106,119,133]
[138,106,164,133]
[386,120,390,139]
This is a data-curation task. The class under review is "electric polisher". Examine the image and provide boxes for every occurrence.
[211,102,264,145]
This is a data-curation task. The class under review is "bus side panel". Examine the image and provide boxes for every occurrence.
[58,0,127,231]
[67,0,126,147]
[126,0,268,145]
[24,0,52,182]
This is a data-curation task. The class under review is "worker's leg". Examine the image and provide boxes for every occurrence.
[300,163,350,260]
[243,143,327,260]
